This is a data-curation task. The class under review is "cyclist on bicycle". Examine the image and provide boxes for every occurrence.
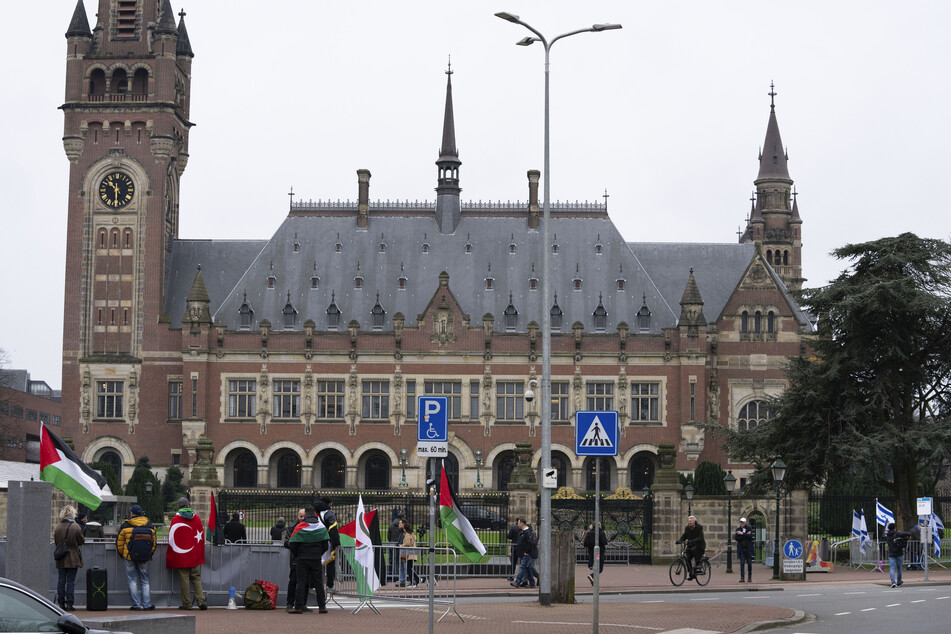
[678,515,706,580]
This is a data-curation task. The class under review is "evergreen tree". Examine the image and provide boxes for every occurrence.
[162,466,188,511]
[693,461,727,495]
[713,234,951,528]
[123,457,164,523]
[89,461,122,501]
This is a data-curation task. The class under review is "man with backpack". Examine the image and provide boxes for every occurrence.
[886,522,912,587]
[511,518,539,588]
[116,504,156,610]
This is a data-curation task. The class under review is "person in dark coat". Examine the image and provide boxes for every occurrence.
[678,515,706,580]
[283,508,306,612]
[583,522,608,584]
[734,517,755,582]
[388,512,405,582]
[287,505,330,614]
[886,522,912,587]
[53,504,85,611]
[313,496,340,589]
[506,521,521,581]
[270,517,286,542]
[84,513,105,538]
[223,513,247,543]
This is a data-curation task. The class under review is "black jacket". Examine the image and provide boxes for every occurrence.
[583,527,608,551]
[515,526,538,559]
[223,519,247,543]
[887,530,911,558]
[680,522,706,551]
[270,521,285,541]
[287,515,331,561]
[734,524,755,556]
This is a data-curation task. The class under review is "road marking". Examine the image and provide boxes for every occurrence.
[834,612,851,616]
[742,595,767,599]
[843,591,866,595]
[797,593,821,597]
[640,600,665,603]
[936,596,950,600]
[886,603,900,607]
[861,608,876,612]
[911,599,926,604]
[690,597,718,601]
[513,621,660,631]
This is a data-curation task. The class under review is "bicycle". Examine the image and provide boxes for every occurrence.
[669,540,711,586]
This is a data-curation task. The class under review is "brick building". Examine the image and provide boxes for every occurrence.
[0,370,62,464]
[60,0,812,492]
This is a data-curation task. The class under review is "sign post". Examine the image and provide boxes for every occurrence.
[918,497,933,581]
[417,396,448,634]
[575,411,618,634]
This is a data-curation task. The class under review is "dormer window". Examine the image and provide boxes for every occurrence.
[354,276,363,289]
[504,293,518,331]
[311,275,319,289]
[529,277,538,290]
[595,243,603,255]
[485,277,494,290]
[422,243,430,254]
[465,243,472,254]
[327,292,341,330]
[550,296,563,331]
[617,278,625,291]
[379,243,386,253]
[637,295,651,333]
[335,242,342,253]
[239,293,254,330]
[593,294,607,332]
[573,278,582,291]
[293,233,300,253]
[267,275,276,289]
[371,293,385,330]
[552,243,559,254]
[509,234,517,254]
[282,293,297,330]
[398,276,407,289]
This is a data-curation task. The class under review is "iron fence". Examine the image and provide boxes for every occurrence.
[807,492,950,539]
[549,496,652,564]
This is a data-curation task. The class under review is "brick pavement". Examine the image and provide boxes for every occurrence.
[79,563,951,633]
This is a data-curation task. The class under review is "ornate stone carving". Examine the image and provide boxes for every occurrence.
[507,441,538,490]
[63,136,84,163]
[553,486,584,499]
[189,437,221,487]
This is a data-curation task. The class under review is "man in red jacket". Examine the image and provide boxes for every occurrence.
[166,497,207,610]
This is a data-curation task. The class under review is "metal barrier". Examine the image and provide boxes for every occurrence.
[574,542,632,565]
[330,544,463,622]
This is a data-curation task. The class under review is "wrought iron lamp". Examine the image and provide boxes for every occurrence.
[399,448,409,488]
[684,483,694,516]
[474,449,484,488]
[724,470,736,574]
[771,458,787,580]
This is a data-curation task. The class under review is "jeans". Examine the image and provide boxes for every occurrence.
[515,554,538,587]
[738,550,753,580]
[57,568,78,606]
[889,555,903,585]
[124,560,151,608]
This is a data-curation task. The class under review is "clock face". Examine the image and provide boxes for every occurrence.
[98,171,135,209]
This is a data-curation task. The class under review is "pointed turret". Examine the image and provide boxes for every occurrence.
[65,0,91,38]
[435,59,462,234]
[757,83,790,181]
[155,0,179,35]
[183,266,212,332]
[176,11,194,58]
[678,268,707,329]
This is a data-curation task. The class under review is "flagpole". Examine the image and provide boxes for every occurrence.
[428,460,436,634]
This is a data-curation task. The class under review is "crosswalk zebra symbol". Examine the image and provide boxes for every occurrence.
[575,411,619,456]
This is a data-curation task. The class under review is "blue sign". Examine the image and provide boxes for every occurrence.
[417,396,448,443]
[574,411,619,456]
[783,539,804,559]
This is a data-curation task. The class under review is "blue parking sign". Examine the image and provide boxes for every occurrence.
[417,396,448,443]
[575,411,618,456]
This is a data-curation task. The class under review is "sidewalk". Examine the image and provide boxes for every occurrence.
[80,563,951,634]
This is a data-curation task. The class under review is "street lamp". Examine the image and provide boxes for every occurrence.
[474,449,485,488]
[144,480,153,517]
[684,483,694,516]
[724,471,736,574]
[495,11,621,607]
[771,458,787,580]
[399,448,409,488]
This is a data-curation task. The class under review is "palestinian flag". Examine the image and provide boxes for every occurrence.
[439,462,487,563]
[339,500,381,596]
[289,516,330,543]
[39,423,108,510]
[207,492,217,541]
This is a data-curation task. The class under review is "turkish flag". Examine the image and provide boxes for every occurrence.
[166,512,206,568]
[208,493,217,533]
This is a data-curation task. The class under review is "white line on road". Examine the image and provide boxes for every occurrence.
[742,595,767,599]
[513,621,660,631]
[690,597,718,601]
[797,593,821,597]
[843,591,866,595]
[911,600,926,604]
[861,608,876,612]
[834,612,851,616]
[936,596,950,600]
[886,604,900,607]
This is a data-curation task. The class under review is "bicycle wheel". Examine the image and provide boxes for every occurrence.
[695,559,711,586]
[669,558,687,586]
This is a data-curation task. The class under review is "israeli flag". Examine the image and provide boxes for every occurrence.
[932,513,943,558]
[876,500,895,527]
[860,510,871,554]
[851,510,869,554]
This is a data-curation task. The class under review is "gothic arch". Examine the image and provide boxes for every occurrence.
[619,443,658,465]
[261,440,305,465]
[351,441,399,467]
[82,436,136,468]
[304,440,352,465]
[216,440,264,465]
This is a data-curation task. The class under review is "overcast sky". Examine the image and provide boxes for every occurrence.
[2,1,950,389]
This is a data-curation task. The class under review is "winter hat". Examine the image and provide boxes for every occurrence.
[130,504,144,516]
[178,497,190,508]
[77,512,88,521]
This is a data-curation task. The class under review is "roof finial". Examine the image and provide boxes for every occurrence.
[768,80,777,110]
[603,188,609,210]
[446,54,453,76]
[288,186,294,209]
[179,9,186,18]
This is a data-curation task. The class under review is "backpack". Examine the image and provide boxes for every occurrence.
[126,524,154,562]
[243,582,274,610]
[526,530,539,559]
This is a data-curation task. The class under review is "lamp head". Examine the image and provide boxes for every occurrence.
[517,36,536,46]
[684,483,694,500]
[144,481,153,494]
[495,12,520,23]
[724,470,737,493]
[771,457,787,483]
[592,23,622,31]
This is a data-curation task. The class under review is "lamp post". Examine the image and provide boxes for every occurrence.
[144,480,153,518]
[495,11,621,606]
[399,448,409,488]
[724,471,736,574]
[771,458,787,580]
[684,483,694,516]
[474,449,485,488]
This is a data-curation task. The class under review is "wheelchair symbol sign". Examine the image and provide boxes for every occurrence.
[417,396,448,443]
[783,540,803,559]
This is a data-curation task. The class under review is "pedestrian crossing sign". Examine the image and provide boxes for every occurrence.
[574,411,619,456]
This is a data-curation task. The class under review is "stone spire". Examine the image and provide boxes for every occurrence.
[435,58,462,234]
[183,266,212,331]
[757,81,790,181]
[678,268,707,328]
[155,0,179,35]
[65,0,91,38]
[176,10,194,58]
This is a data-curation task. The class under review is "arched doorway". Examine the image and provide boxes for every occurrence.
[320,451,346,489]
[231,450,257,488]
[364,452,390,490]
[584,457,611,492]
[628,452,656,491]
[496,450,516,491]
[427,452,459,491]
[98,450,123,484]
[276,452,302,488]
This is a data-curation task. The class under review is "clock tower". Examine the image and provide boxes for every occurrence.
[61,0,193,438]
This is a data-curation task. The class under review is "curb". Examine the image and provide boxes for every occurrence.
[735,609,810,633]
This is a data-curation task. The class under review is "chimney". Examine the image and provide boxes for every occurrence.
[357,169,371,228]
[527,170,540,229]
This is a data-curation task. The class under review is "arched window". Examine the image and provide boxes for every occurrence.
[89,69,106,97]
[98,228,107,248]
[783,251,789,266]
[321,453,346,489]
[629,453,656,491]
[741,311,749,334]
[123,228,133,248]
[496,450,516,492]
[428,453,459,492]
[775,251,782,266]
[277,453,301,488]
[737,400,772,431]
[131,68,148,96]
[550,299,563,331]
[754,311,762,334]
[767,311,775,334]
[111,229,119,248]
[99,451,122,483]
[111,68,128,94]
[365,453,390,490]
[766,250,772,263]
[233,450,257,487]
[584,457,610,491]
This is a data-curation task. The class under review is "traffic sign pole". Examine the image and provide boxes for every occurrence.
[593,456,601,634]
